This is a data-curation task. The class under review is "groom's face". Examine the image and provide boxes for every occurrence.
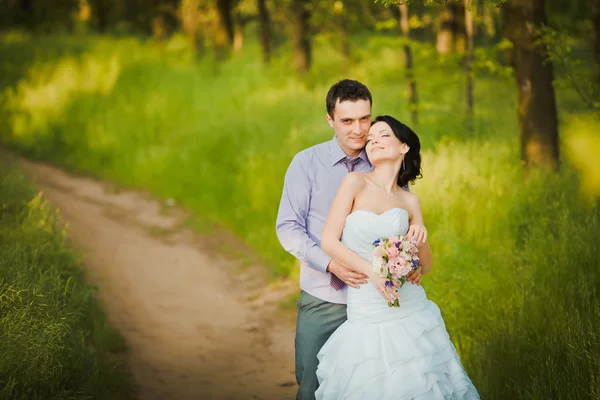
[327,98,372,157]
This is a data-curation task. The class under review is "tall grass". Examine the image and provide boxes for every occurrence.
[418,139,600,398]
[0,30,599,398]
[0,158,132,400]
[0,31,519,276]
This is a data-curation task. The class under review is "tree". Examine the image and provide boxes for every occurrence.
[464,0,474,132]
[436,2,463,55]
[593,0,600,81]
[12,0,78,32]
[289,0,312,74]
[399,2,419,125]
[180,0,205,55]
[257,0,272,63]
[505,0,560,171]
[90,0,109,32]
[214,0,235,58]
[19,0,34,29]
[233,9,250,53]
[333,0,351,64]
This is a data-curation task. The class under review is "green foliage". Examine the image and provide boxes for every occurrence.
[0,31,599,399]
[373,0,508,8]
[0,158,132,400]
[0,0,78,33]
[536,24,600,116]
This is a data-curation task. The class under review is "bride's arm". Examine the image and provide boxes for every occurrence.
[321,173,371,276]
[321,173,399,301]
[406,194,433,274]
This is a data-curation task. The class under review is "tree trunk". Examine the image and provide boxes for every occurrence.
[289,0,312,75]
[505,0,560,171]
[482,0,496,38]
[593,0,600,81]
[19,0,32,12]
[92,0,109,32]
[19,0,33,28]
[257,0,271,63]
[480,0,504,42]
[152,15,167,40]
[180,0,204,56]
[122,0,138,32]
[464,0,475,132]
[233,18,245,52]
[399,3,418,126]
[413,1,426,41]
[334,1,350,64]
[436,3,461,55]
[151,1,179,41]
[214,0,234,59]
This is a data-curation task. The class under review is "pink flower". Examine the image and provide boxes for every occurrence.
[403,259,413,273]
[386,246,400,259]
[372,246,383,259]
[388,258,409,278]
[389,261,401,276]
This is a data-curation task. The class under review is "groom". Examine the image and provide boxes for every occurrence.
[275,79,426,400]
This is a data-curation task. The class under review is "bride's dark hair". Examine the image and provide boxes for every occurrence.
[371,115,423,187]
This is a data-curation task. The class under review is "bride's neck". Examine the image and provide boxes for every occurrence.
[371,162,401,194]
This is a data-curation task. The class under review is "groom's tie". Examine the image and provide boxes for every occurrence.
[330,156,361,291]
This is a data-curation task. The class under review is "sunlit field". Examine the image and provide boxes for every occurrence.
[1,29,599,398]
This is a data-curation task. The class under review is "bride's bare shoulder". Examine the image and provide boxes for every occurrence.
[403,190,422,211]
[341,171,369,189]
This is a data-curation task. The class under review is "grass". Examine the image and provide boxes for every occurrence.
[0,156,132,400]
[0,30,520,277]
[0,28,599,398]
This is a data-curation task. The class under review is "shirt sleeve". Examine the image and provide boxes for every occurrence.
[275,154,331,274]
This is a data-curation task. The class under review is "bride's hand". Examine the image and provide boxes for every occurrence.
[406,224,427,244]
[369,274,400,303]
[406,268,421,286]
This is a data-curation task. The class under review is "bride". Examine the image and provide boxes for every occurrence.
[316,115,480,399]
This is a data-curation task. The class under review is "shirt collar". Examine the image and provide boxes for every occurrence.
[329,136,370,167]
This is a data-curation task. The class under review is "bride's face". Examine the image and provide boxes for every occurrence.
[366,121,409,164]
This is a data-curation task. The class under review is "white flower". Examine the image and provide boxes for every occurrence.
[372,257,386,276]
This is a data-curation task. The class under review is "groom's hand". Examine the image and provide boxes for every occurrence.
[327,260,368,289]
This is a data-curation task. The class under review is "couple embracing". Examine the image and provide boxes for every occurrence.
[276,79,480,400]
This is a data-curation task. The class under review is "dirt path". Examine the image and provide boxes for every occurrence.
[18,158,298,400]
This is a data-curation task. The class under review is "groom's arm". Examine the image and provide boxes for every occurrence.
[275,153,331,274]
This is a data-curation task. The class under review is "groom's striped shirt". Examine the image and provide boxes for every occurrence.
[276,137,372,305]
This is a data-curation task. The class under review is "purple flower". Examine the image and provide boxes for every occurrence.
[412,259,419,269]
[385,280,394,287]
[395,241,402,248]
[373,239,381,245]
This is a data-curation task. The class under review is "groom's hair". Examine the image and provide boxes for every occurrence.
[326,79,372,120]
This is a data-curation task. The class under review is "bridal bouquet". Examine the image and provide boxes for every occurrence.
[371,235,420,307]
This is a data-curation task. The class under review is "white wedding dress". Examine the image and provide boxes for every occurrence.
[315,208,480,400]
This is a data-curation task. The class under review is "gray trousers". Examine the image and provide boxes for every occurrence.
[295,290,347,400]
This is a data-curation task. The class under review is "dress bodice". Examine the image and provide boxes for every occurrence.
[342,208,427,323]
[341,208,410,260]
